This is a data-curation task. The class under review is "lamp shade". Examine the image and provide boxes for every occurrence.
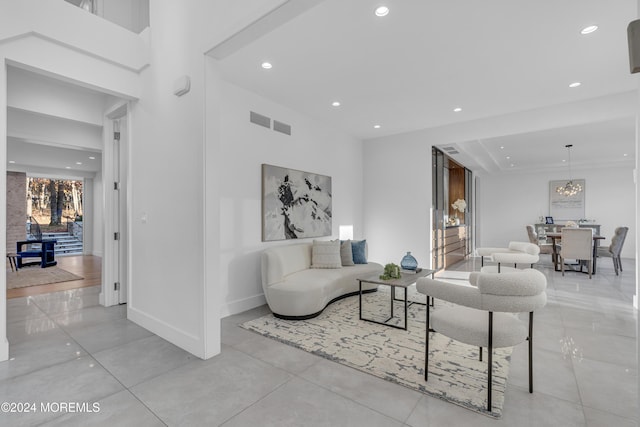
[339,225,353,240]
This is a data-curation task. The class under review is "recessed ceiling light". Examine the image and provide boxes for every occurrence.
[76,162,82,165]
[506,156,511,160]
[65,166,71,169]
[500,146,504,149]
[375,6,389,17]
[510,163,515,167]
[569,82,581,88]
[89,156,96,160]
[562,159,567,162]
[8,160,15,164]
[332,101,341,107]
[453,107,462,112]
[581,25,598,35]
[374,124,381,129]
[261,62,272,69]
[624,153,628,157]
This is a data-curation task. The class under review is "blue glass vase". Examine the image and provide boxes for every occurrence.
[401,252,418,270]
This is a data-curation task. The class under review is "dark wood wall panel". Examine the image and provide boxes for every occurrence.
[448,167,465,222]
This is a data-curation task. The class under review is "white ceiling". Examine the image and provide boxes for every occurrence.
[7,1,638,176]
[215,0,639,173]
[449,116,636,174]
[6,66,105,178]
[7,138,102,178]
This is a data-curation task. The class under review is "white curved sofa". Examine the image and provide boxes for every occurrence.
[261,242,383,319]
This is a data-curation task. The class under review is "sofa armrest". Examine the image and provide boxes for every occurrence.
[261,251,284,288]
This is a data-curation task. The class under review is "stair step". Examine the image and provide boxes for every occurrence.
[30,231,83,256]
[45,231,83,254]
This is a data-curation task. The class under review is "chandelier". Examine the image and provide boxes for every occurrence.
[556,144,582,197]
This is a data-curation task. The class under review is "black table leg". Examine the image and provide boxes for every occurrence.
[390,286,395,319]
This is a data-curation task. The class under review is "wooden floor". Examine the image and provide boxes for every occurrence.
[7,255,102,299]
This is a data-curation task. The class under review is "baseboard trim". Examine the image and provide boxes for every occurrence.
[221,294,267,318]
[128,306,204,359]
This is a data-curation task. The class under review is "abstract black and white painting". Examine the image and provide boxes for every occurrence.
[262,164,332,241]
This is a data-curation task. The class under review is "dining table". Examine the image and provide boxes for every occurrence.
[545,232,606,274]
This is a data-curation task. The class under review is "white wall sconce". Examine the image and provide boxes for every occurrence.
[173,75,191,96]
[339,225,353,240]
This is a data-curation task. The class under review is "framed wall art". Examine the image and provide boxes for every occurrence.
[549,179,585,221]
[262,164,332,241]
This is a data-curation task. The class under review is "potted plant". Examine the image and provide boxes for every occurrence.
[451,199,466,225]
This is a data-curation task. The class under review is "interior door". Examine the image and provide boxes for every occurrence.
[112,118,128,304]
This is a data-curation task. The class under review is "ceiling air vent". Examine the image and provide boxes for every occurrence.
[273,120,291,136]
[448,150,459,154]
[250,111,271,128]
[442,146,456,152]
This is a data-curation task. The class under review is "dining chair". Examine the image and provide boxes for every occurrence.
[526,225,554,255]
[596,226,628,275]
[560,227,594,279]
[417,269,547,412]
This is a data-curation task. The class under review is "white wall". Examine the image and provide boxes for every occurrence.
[92,172,104,256]
[363,95,638,271]
[363,139,433,270]
[217,81,366,317]
[7,67,106,126]
[477,167,636,258]
[8,108,102,151]
[123,0,293,359]
[100,0,149,34]
[126,1,208,357]
[1,0,148,74]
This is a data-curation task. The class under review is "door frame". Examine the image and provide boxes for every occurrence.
[100,101,131,307]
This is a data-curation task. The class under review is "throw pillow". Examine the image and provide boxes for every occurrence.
[351,239,367,264]
[311,240,342,269]
[339,240,355,266]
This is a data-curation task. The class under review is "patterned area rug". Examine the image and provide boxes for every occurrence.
[7,266,83,289]
[242,287,511,418]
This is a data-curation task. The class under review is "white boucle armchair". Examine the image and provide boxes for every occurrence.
[476,241,540,272]
[416,268,547,412]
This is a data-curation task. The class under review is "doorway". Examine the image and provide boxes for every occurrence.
[5,66,130,308]
[102,107,129,306]
[432,147,473,271]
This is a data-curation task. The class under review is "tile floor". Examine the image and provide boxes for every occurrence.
[1,256,638,426]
